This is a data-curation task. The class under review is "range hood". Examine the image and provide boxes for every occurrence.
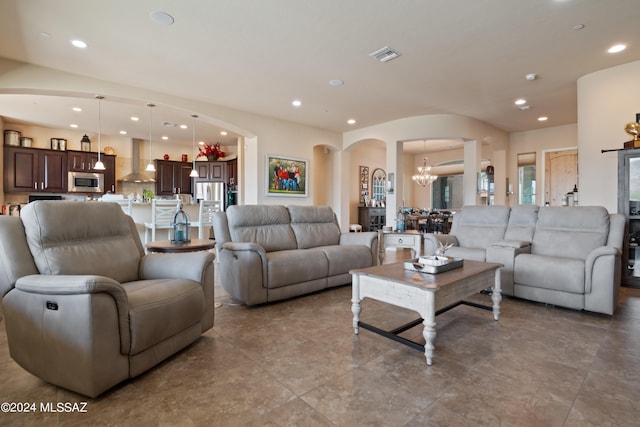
[118,138,156,183]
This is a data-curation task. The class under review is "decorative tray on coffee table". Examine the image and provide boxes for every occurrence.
[404,256,464,274]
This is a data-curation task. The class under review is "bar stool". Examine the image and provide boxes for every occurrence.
[193,200,222,239]
[144,199,180,243]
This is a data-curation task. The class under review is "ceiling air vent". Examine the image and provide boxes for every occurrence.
[369,46,401,63]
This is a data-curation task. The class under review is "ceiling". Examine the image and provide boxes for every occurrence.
[0,0,638,154]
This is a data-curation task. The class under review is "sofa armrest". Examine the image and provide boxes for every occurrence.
[340,231,378,265]
[14,274,130,353]
[492,240,531,249]
[424,234,459,256]
[140,252,215,283]
[584,246,620,294]
[486,244,531,295]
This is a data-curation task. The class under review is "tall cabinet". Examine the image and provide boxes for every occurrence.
[617,147,640,287]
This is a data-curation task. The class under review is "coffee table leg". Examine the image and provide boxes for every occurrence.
[492,270,502,321]
[423,293,436,365]
[351,275,361,335]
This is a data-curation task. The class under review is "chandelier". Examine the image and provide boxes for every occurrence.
[412,140,437,186]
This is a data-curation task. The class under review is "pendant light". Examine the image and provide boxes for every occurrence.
[93,95,106,170]
[189,114,199,177]
[145,103,156,172]
[412,140,437,187]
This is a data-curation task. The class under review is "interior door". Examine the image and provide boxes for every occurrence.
[544,149,578,206]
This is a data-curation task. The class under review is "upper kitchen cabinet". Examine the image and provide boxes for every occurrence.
[4,146,67,193]
[195,161,225,182]
[68,150,99,172]
[155,159,193,196]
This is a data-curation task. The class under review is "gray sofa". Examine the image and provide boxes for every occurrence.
[213,205,378,305]
[425,205,624,315]
[0,201,215,397]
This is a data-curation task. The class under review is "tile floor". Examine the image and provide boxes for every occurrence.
[1,249,640,426]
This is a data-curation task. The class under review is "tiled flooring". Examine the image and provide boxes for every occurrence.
[2,249,640,426]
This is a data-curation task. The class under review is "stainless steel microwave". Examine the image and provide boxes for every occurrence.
[68,171,104,193]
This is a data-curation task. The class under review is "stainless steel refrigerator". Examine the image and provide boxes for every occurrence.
[194,182,226,210]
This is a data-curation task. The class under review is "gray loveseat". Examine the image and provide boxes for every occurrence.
[213,205,378,305]
[425,205,624,315]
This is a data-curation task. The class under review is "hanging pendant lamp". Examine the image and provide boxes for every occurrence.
[145,103,156,172]
[412,140,437,187]
[189,114,199,177]
[93,95,106,170]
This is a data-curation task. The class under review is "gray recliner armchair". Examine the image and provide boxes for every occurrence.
[0,201,215,397]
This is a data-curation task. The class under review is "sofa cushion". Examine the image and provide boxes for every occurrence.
[266,249,329,289]
[532,206,609,260]
[124,279,205,355]
[318,245,373,276]
[226,205,297,252]
[288,205,341,249]
[504,205,539,242]
[514,254,585,294]
[20,201,142,284]
[450,205,511,249]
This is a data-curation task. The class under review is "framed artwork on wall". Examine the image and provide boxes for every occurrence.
[359,165,369,205]
[266,154,308,197]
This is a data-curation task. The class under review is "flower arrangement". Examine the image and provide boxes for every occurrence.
[197,142,225,160]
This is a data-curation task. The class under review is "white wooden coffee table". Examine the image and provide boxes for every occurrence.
[350,260,501,365]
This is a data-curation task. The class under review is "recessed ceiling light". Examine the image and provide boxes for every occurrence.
[120,130,127,135]
[70,124,78,128]
[179,124,187,129]
[130,116,139,121]
[329,79,344,87]
[292,100,302,107]
[515,99,527,105]
[572,24,585,30]
[538,116,548,121]
[347,119,356,125]
[71,39,87,48]
[149,11,175,26]
[519,105,531,111]
[198,141,205,146]
[608,44,626,53]
[220,131,227,136]
[161,136,169,140]
[72,107,82,112]
[524,73,537,81]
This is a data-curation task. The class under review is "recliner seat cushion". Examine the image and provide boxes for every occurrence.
[124,279,205,355]
[318,245,372,276]
[445,246,487,262]
[514,254,585,294]
[266,249,329,289]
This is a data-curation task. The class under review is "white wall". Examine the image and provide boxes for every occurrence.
[578,60,640,212]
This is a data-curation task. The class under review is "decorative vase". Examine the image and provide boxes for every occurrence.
[207,154,219,161]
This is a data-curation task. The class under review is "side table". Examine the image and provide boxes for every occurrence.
[146,238,216,253]
[380,230,422,258]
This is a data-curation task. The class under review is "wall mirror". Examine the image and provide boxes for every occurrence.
[371,168,386,202]
[517,152,536,205]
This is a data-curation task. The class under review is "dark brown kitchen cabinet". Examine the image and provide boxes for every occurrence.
[4,146,67,193]
[67,150,99,172]
[101,154,117,193]
[226,158,237,184]
[195,161,224,181]
[155,160,193,196]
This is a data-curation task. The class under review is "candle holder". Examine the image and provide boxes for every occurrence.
[171,202,191,244]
